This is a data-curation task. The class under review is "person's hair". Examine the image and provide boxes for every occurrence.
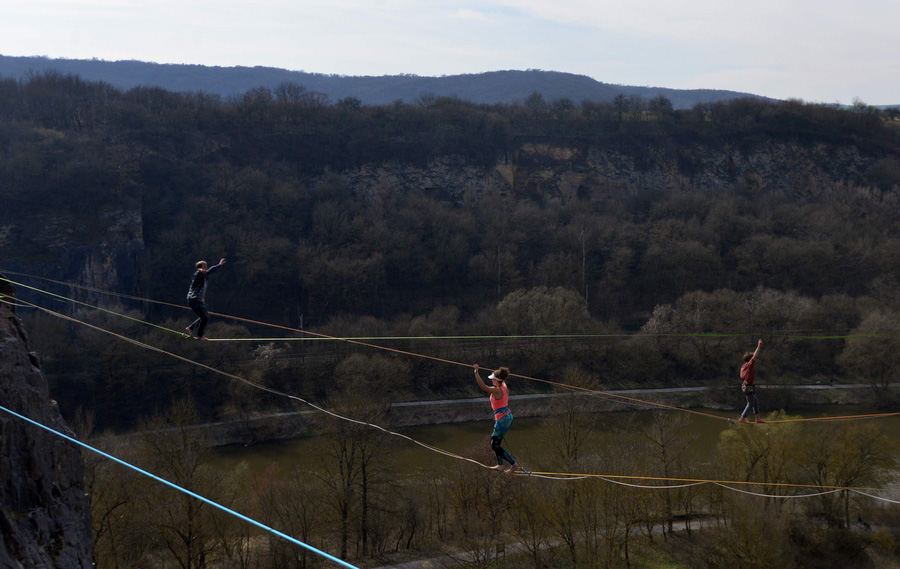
[196,260,207,270]
[494,367,510,381]
[743,352,754,362]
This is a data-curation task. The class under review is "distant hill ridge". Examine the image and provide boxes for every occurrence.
[0,54,770,109]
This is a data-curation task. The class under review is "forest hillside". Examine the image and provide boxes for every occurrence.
[2,72,900,431]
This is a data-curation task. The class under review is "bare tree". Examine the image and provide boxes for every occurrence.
[138,398,233,569]
[317,390,393,560]
[510,482,551,569]
[85,433,155,568]
[641,412,699,536]
[252,463,325,569]
[540,368,598,470]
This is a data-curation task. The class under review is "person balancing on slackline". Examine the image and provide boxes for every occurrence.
[184,257,226,340]
[736,339,765,424]
[474,364,522,473]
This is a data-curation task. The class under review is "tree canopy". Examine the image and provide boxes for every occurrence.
[3,72,900,429]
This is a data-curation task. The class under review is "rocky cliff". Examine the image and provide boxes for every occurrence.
[0,275,93,568]
[337,139,875,205]
[0,135,876,306]
[0,205,144,307]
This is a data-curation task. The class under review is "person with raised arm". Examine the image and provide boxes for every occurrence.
[184,258,226,340]
[736,339,764,424]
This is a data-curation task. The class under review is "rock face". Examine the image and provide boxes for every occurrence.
[0,138,874,305]
[0,206,144,307]
[337,140,874,206]
[0,275,93,568]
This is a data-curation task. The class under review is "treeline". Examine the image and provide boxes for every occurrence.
[3,73,900,319]
[4,72,900,428]
[1,70,898,177]
[25,283,900,430]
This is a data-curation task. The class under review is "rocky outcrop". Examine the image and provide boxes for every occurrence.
[0,138,873,309]
[0,275,93,568]
[337,140,875,205]
[0,206,144,307]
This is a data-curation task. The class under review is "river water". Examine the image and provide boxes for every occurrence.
[210,405,900,477]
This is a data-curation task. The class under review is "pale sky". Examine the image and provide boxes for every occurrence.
[2,0,898,105]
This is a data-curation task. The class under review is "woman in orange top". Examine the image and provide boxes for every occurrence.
[474,364,522,473]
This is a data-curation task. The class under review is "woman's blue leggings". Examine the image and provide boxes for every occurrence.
[490,413,516,465]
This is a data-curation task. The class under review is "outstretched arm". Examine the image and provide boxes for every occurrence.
[206,258,227,275]
[751,339,762,362]
[474,364,502,398]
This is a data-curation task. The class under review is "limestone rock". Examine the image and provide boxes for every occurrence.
[0,275,93,568]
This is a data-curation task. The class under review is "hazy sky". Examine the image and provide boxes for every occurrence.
[3,0,898,105]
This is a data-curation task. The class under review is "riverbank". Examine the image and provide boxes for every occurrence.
[104,382,888,448]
